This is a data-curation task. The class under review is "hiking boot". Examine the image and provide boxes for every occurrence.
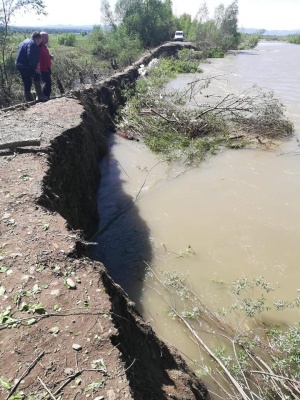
[33,81,48,102]
[24,91,34,102]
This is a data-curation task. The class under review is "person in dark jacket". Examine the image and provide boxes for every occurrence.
[15,31,47,102]
[39,31,53,99]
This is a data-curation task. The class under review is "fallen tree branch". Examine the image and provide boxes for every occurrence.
[250,371,300,387]
[6,352,45,400]
[0,310,114,330]
[0,139,40,150]
[172,309,251,400]
[53,369,106,396]
[38,376,57,400]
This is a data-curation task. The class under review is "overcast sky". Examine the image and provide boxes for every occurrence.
[11,0,300,31]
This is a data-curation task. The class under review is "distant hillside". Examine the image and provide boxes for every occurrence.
[11,25,300,36]
[239,28,300,36]
[11,25,94,34]
[264,29,300,36]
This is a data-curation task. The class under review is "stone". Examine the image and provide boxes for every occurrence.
[107,390,116,400]
[64,368,74,375]
[66,278,76,289]
[72,343,82,351]
[2,213,11,219]
[50,289,60,297]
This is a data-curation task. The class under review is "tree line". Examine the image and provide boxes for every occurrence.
[99,0,241,53]
[0,0,261,108]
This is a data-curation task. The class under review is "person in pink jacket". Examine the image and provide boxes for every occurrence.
[39,31,53,99]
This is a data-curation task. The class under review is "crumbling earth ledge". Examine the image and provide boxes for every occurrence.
[0,42,207,399]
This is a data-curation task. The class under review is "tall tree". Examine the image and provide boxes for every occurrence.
[100,0,117,29]
[195,1,209,24]
[214,4,225,28]
[115,0,175,47]
[194,0,240,52]
[176,13,196,39]
[219,0,240,49]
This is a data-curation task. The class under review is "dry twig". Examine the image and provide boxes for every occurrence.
[5,352,45,400]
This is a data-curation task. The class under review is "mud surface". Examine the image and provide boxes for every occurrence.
[0,43,206,400]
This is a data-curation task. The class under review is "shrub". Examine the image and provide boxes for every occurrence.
[57,33,76,46]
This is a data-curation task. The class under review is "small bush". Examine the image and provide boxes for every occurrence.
[57,33,76,46]
[287,34,300,44]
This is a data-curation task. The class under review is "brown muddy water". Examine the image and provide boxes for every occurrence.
[92,41,300,394]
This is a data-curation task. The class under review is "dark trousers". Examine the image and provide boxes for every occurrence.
[41,70,52,98]
[17,68,40,92]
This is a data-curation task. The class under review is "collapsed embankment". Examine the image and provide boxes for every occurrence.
[39,42,207,399]
[0,42,207,399]
[39,41,198,239]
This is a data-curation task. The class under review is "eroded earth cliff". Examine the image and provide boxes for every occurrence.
[0,43,207,400]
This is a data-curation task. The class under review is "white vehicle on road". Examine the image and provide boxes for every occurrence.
[174,31,184,41]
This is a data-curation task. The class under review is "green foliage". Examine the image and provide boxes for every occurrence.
[118,53,293,166]
[151,265,300,398]
[238,33,261,49]
[57,32,76,46]
[19,301,46,314]
[0,306,18,327]
[49,41,112,95]
[0,376,11,389]
[177,48,203,61]
[118,52,229,166]
[270,325,300,378]
[85,380,106,393]
[193,0,241,53]
[90,25,108,56]
[286,34,300,44]
[163,271,190,300]
[90,25,143,66]
[205,48,224,58]
[221,278,300,392]
[215,346,250,380]
[175,13,197,41]
[159,57,201,74]
[219,0,240,49]
[114,0,175,47]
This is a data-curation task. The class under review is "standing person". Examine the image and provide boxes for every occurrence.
[15,31,47,102]
[39,31,53,99]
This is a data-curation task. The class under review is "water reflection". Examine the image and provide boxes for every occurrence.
[89,135,154,307]
[90,133,178,309]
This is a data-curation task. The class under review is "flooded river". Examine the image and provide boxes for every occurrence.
[92,41,300,392]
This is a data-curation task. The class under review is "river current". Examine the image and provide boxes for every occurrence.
[92,41,300,392]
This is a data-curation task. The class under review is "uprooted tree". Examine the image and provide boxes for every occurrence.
[116,51,294,165]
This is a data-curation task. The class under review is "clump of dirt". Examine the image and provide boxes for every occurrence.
[0,42,207,400]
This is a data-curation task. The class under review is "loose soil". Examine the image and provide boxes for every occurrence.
[0,41,207,400]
